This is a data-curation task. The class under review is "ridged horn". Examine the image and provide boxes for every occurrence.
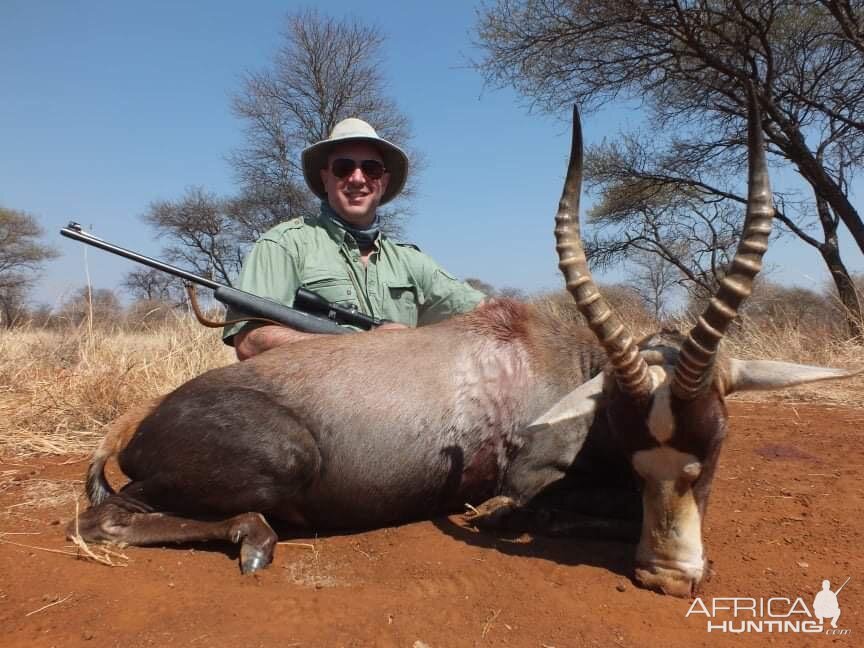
[671,84,775,399]
[555,106,652,399]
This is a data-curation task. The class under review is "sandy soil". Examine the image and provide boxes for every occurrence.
[1,401,861,647]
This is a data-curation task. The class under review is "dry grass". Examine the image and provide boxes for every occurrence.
[0,304,861,460]
[536,289,863,404]
[0,314,233,457]
[723,314,864,404]
[3,478,79,512]
[281,539,341,588]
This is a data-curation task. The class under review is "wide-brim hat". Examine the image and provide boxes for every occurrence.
[301,118,408,205]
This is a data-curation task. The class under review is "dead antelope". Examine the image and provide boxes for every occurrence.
[70,93,858,596]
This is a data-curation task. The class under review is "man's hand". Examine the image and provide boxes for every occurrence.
[234,325,317,361]
[234,320,409,361]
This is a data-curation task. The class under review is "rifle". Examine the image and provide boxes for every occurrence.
[59,222,373,334]
[834,577,851,595]
[293,287,388,329]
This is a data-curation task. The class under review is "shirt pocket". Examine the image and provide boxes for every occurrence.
[385,281,419,327]
[301,275,360,310]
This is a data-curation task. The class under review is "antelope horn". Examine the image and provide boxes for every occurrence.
[671,84,775,399]
[555,106,651,399]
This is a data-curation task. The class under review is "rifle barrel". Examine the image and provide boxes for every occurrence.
[835,576,851,595]
[60,222,351,335]
[60,223,221,290]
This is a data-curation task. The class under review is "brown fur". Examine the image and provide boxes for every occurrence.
[86,395,166,504]
[459,299,535,344]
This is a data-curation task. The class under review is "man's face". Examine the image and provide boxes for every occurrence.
[320,142,390,227]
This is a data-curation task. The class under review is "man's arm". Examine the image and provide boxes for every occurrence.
[223,229,306,359]
[412,255,486,325]
[234,320,408,361]
[232,325,318,361]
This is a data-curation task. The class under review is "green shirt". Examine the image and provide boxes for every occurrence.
[223,204,485,343]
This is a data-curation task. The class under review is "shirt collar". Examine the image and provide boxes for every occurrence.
[315,201,382,250]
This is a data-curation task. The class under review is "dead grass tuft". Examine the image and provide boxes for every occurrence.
[675,312,864,405]
[535,290,863,404]
[64,498,130,567]
[4,478,80,512]
[282,539,341,588]
[0,314,233,457]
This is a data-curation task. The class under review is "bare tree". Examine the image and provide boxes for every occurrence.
[627,249,679,321]
[57,287,122,327]
[230,9,416,233]
[0,284,28,328]
[143,187,242,286]
[584,164,742,297]
[121,269,183,303]
[465,277,528,300]
[0,207,58,327]
[743,280,837,332]
[139,183,314,289]
[817,0,864,54]
[465,277,497,297]
[475,0,864,307]
[143,11,415,285]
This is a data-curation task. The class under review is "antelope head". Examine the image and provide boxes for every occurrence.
[531,89,861,597]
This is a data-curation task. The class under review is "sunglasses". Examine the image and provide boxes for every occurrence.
[329,158,387,180]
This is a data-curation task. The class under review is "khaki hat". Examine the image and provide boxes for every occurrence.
[301,118,408,205]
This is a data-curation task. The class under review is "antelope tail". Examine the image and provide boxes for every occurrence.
[86,396,165,505]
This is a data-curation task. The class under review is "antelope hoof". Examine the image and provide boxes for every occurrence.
[240,544,273,574]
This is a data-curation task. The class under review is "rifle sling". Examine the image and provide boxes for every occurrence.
[185,283,286,330]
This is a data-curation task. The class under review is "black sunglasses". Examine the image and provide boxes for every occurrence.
[330,158,387,180]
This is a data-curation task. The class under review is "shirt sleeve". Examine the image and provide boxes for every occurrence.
[413,253,485,326]
[222,235,302,345]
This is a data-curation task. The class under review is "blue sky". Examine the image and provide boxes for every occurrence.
[1,0,862,310]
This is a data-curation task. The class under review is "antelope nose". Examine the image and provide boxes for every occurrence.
[634,559,706,598]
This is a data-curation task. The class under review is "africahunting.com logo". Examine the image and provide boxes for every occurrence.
[686,578,851,635]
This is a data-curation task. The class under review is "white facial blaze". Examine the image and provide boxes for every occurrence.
[632,447,705,580]
[647,366,675,444]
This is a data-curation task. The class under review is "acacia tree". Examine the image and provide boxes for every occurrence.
[584,131,864,335]
[0,207,58,327]
[584,144,743,297]
[475,0,864,334]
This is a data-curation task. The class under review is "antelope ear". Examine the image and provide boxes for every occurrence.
[527,372,605,430]
[727,359,862,393]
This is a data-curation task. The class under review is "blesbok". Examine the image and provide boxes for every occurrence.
[70,93,858,596]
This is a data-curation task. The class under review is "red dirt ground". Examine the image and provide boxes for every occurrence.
[1,401,861,647]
